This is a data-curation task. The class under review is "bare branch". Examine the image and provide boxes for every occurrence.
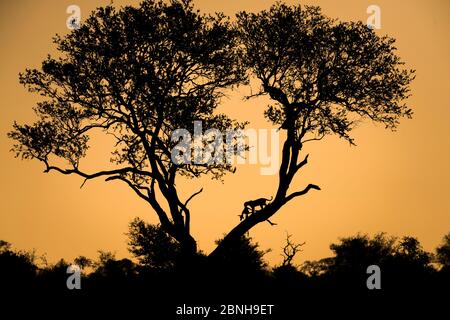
[295,154,309,172]
[43,162,154,183]
[284,184,321,203]
[184,188,204,207]
[104,175,150,202]
[302,133,325,144]
[80,179,88,189]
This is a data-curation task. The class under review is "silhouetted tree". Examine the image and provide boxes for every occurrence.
[74,255,93,270]
[392,236,434,290]
[9,1,414,260]
[279,232,305,267]
[272,234,308,293]
[8,0,244,256]
[396,236,432,266]
[212,3,414,255]
[94,250,116,270]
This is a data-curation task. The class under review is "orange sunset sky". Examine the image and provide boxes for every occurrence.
[1,0,449,266]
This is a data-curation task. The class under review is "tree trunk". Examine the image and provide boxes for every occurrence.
[209,200,281,259]
[208,120,318,258]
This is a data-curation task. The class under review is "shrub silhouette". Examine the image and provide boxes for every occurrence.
[436,232,450,268]
[1,231,449,315]
[299,233,436,293]
[127,217,182,271]
[213,236,269,277]
[435,232,450,289]
[0,240,37,291]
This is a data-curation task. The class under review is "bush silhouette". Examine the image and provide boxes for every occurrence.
[127,217,182,271]
[0,241,37,291]
[436,232,450,268]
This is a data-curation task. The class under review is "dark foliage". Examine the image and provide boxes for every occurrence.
[127,217,182,270]
[436,232,450,267]
[1,231,448,316]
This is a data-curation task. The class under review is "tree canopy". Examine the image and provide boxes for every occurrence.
[9,0,245,253]
[238,4,414,144]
